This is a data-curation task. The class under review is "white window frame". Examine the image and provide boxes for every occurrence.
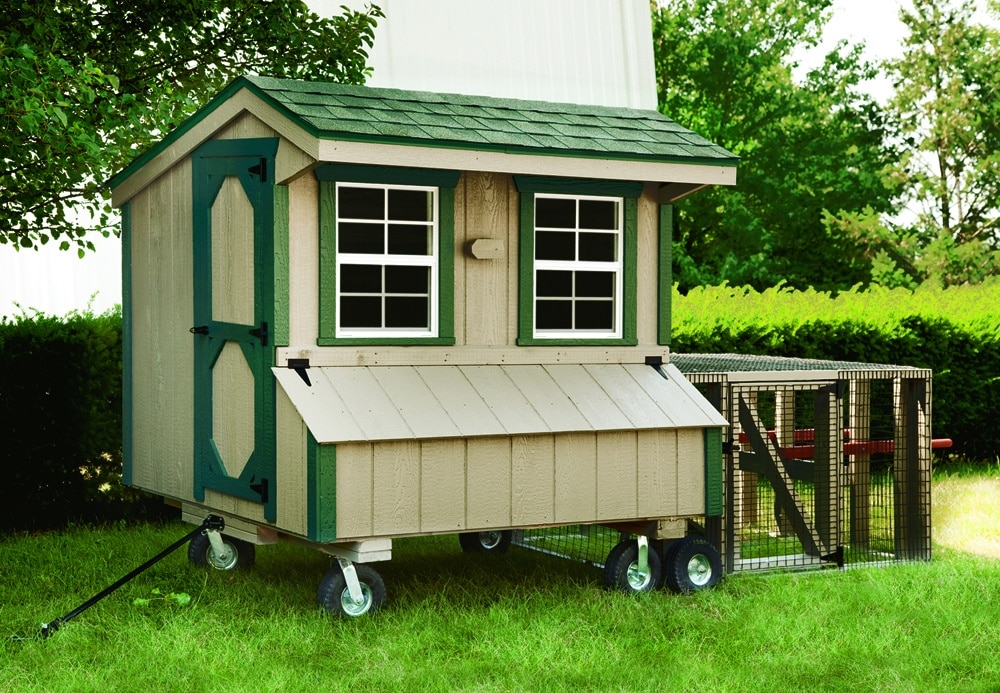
[335,182,440,339]
[532,192,624,340]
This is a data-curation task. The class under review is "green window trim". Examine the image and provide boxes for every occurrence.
[514,176,640,346]
[273,184,290,347]
[658,203,673,346]
[317,165,458,346]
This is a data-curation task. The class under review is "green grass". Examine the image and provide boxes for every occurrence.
[3,471,1000,692]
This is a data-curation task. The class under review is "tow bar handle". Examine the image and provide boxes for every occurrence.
[38,515,225,639]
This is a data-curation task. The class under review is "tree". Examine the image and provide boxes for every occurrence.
[1,1,383,255]
[652,0,902,292]
[871,0,1000,286]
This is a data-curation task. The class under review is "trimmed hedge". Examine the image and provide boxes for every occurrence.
[672,284,1000,461]
[0,309,162,532]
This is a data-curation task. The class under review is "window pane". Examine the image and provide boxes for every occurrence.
[536,270,572,297]
[536,230,576,261]
[339,222,384,254]
[536,197,575,228]
[388,189,432,222]
[575,300,613,330]
[340,296,382,327]
[578,232,616,262]
[537,300,572,329]
[388,224,431,255]
[386,265,429,294]
[339,187,384,220]
[575,271,614,298]
[579,199,617,230]
[340,264,382,293]
[386,297,429,328]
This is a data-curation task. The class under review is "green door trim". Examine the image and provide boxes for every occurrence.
[192,137,279,522]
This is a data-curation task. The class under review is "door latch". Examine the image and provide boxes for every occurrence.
[189,325,209,335]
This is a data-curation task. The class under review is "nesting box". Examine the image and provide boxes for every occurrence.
[110,76,739,613]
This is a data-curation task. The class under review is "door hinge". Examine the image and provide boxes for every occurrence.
[249,322,268,346]
[249,477,269,504]
[248,158,267,182]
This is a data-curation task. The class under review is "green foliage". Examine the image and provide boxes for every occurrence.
[889,0,1000,246]
[0,308,159,532]
[830,0,1000,288]
[133,588,192,609]
[672,283,1000,459]
[1,0,383,254]
[652,0,901,292]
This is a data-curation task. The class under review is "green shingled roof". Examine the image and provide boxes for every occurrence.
[110,75,738,190]
[244,75,737,166]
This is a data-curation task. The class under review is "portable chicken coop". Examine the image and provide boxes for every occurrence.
[110,76,740,616]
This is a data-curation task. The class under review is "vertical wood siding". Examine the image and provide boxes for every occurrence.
[333,428,705,541]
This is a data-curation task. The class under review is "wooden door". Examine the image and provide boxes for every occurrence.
[191,138,278,521]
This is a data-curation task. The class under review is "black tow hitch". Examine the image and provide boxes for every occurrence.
[16,515,225,641]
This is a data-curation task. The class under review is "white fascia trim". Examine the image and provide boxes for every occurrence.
[318,139,738,187]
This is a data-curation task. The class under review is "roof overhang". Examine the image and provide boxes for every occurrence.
[111,78,738,208]
[273,363,727,445]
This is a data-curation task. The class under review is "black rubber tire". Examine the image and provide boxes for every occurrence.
[317,564,387,618]
[187,531,255,571]
[458,530,513,554]
[603,539,662,593]
[662,536,722,593]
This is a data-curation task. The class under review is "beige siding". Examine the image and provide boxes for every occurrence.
[129,159,194,501]
[286,175,320,347]
[335,443,374,538]
[333,428,705,541]
[554,433,598,523]
[458,171,517,346]
[275,386,309,536]
[372,440,421,536]
[675,429,705,516]
[419,438,467,533]
[466,437,512,529]
[636,183,660,345]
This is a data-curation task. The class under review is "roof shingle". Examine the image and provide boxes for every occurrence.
[244,76,738,166]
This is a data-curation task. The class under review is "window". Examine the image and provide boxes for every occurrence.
[336,183,438,337]
[515,177,641,345]
[533,194,623,337]
[316,165,458,345]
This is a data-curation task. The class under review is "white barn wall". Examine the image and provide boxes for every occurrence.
[325,0,657,109]
[0,233,122,318]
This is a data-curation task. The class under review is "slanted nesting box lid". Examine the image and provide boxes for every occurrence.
[109,75,738,207]
[273,362,727,444]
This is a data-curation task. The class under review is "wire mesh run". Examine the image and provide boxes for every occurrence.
[678,357,933,575]
[513,525,627,568]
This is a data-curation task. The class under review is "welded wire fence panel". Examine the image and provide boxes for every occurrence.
[513,525,626,568]
[681,359,933,575]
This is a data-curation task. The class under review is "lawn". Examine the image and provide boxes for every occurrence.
[2,466,999,692]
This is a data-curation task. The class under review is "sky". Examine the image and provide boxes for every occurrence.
[1,0,995,318]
